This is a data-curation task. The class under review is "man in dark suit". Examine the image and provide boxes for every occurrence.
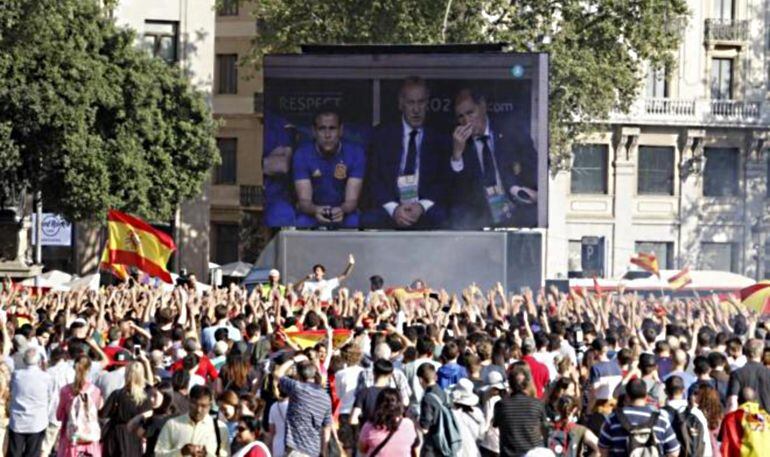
[449,89,538,229]
[362,77,450,229]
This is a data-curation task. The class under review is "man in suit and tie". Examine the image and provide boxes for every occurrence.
[362,77,450,229]
[449,88,538,229]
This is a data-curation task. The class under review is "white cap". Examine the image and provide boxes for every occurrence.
[269,269,280,277]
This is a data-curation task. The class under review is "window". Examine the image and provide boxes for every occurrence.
[217,54,238,94]
[570,144,608,194]
[213,223,239,264]
[645,65,668,98]
[215,138,237,184]
[568,240,582,273]
[142,21,178,64]
[712,0,733,20]
[711,58,733,100]
[637,146,674,195]
[635,242,674,270]
[218,0,238,16]
[700,242,738,272]
[703,147,739,196]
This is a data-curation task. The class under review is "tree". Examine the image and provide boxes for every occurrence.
[249,0,688,166]
[0,0,219,223]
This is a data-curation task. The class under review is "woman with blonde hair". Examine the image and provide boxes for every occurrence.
[57,355,103,457]
[101,360,152,456]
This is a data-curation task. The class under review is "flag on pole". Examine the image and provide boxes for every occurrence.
[740,281,770,315]
[667,267,692,291]
[99,246,129,281]
[104,209,176,283]
[630,252,660,277]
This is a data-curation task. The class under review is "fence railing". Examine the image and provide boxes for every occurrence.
[705,19,749,42]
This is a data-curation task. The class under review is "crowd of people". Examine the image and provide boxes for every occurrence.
[1,260,770,457]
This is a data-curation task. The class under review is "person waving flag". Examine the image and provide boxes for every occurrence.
[667,266,692,290]
[630,252,660,277]
[102,209,176,283]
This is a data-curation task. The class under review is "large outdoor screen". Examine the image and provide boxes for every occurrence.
[262,52,548,230]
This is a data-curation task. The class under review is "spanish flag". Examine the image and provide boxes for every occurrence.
[284,329,352,350]
[104,210,176,283]
[667,267,692,290]
[630,252,660,277]
[99,246,129,281]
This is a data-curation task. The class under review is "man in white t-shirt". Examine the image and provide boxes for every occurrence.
[297,254,355,302]
[268,396,289,457]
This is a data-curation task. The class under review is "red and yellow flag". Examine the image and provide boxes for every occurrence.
[631,252,660,277]
[104,209,176,283]
[284,329,352,350]
[668,267,692,291]
[99,246,129,281]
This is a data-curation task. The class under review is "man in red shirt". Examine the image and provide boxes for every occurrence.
[520,338,550,398]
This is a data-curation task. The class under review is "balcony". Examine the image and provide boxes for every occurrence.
[642,99,695,118]
[704,19,749,43]
[240,185,264,208]
[608,98,767,127]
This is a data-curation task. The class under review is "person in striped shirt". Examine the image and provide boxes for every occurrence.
[274,354,333,457]
[598,378,680,457]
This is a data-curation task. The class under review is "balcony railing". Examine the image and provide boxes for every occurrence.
[710,99,760,118]
[240,185,264,208]
[643,98,695,117]
[704,19,749,42]
[608,98,766,126]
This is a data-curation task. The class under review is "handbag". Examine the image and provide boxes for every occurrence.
[370,420,401,457]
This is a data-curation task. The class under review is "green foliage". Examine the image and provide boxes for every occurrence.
[0,0,219,223]
[250,0,688,166]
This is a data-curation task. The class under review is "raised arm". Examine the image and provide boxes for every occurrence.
[337,254,355,282]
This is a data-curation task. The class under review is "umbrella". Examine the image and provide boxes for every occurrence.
[740,281,770,314]
[219,261,253,278]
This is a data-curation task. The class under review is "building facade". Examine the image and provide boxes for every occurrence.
[74,0,216,279]
[209,0,266,266]
[546,0,770,280]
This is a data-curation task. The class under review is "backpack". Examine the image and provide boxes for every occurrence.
[740,402,770,457]
[426,393,463,457]
[66,389,101,444]
[547,421,583,457]
[616,409,661,457]
[663,405,705,457]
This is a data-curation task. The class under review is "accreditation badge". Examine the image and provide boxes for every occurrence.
[397,174,419,204]
[512,161,522,176]
[334,163,347,180]
[485,185,513,224]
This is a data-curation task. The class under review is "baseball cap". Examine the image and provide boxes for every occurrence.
[269,269,280,277]
[105,347,133,369]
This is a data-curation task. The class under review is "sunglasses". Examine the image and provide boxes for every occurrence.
[237,425,248,432]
